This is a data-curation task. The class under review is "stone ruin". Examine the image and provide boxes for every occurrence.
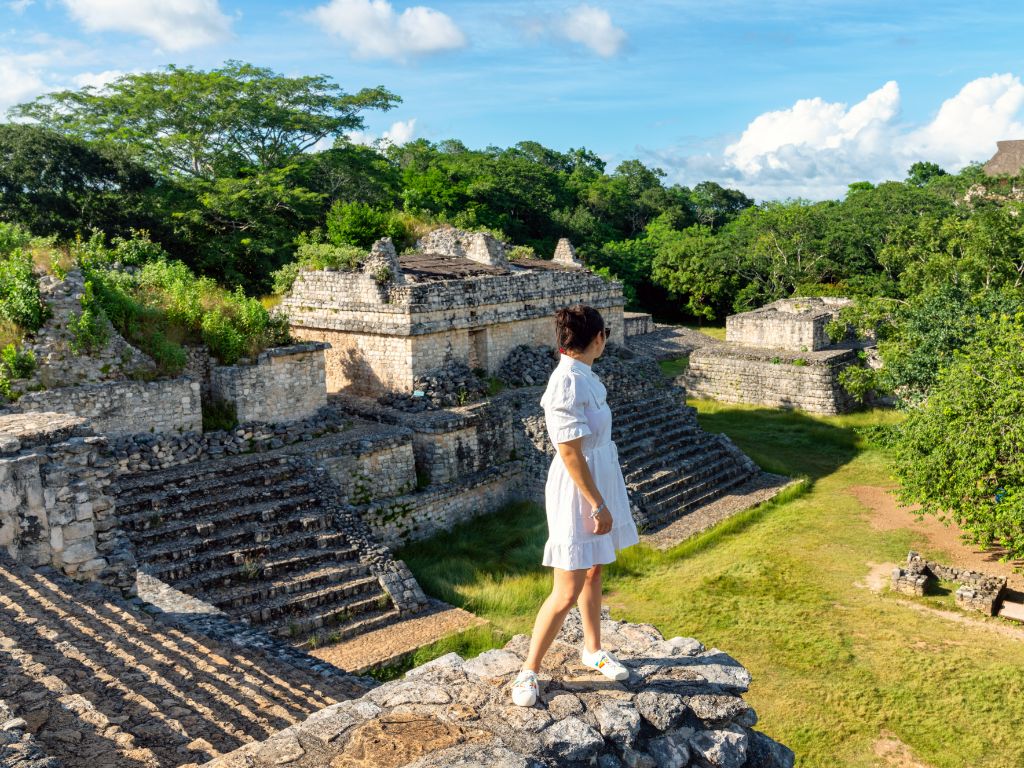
[683,297,871,415]
[0,226,797,766]
[203,609,794,768]
[891,551,1007,616]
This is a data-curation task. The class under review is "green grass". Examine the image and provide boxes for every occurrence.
[658,355,689,377]
[685,324,727,341]
[400,402,1024,768]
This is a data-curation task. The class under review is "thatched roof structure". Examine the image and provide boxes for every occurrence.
[983,140,1024,176]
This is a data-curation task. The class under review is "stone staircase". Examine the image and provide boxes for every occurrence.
[0,554,369,768]
[609,383,760,531]
[112,451,400,646]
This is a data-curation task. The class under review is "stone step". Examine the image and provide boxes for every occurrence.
[642,455,742,507]
[146,530,351,583]
[616,423,704,463]
[139,507,336,565]
[235,575,385,625]
[125,490,324,544]
[643,466,755,526]
[173,543,363,595]
[265,594,397,641]
[204,560,373,611]
[620,437,709,479]
[302,608,404,648]
[115,465,307,519]
[614,397,689,431]
[630,450,736,498]
[112,452,295,496]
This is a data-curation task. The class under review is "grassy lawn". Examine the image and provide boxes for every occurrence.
[398,402,1024,768]
[658,355,690,377]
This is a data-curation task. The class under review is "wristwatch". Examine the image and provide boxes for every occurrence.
[589,502,607,519]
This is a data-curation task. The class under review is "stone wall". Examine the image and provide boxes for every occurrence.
[288,328,411,394]
[624,311,654,338]
[726,297,852,352]
[210,342,329,424]
[892,551,1006,615]
[3,378,202,436]
[0,413,136,593]
[357,463,525,548]
[683,346,860,415]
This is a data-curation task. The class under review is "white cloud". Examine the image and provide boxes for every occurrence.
[653,74,1024,201]
[560,4,626,58]
[349,118,417,148]
[60,0,232,51]
[0,52,50,115]
[71,68,126,90]
[308,0,466,62]
[8,0,34,13]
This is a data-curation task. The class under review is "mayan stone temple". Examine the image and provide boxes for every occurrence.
[0,226,794,768]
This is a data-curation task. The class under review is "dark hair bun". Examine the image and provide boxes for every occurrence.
[555,305,605,352]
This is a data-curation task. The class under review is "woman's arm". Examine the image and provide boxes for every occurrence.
[557,437,613,535]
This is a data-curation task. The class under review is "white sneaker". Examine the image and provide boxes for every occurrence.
[581,648,629,681]
[511,669,539,707]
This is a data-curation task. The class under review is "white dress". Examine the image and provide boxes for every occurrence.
[540,354,640,570]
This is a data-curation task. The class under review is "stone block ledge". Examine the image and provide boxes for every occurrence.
[203,608,794,768]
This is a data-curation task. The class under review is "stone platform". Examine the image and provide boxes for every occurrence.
[200,609,794,768]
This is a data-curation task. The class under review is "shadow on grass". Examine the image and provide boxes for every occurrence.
[691,402,872,481]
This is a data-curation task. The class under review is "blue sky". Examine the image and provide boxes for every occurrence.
[2,0,1023,199]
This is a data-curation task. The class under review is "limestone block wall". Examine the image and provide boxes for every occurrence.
[3,378,202,436]
[209,343,328,424]
[289,328,412,394]
[624,312,654,337]
[314,437,417,504]
[726,298,852,352]
[357,463,524,548]
[684,346,859,414]
[0,413,136,592]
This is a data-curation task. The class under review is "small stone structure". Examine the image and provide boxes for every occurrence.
[891,551,1007,615]
[683,297,868,415]
[2,378,202,435]
[202,608,794,768]
[725,297,852,352]
[209,342,329,424]
[624,311,654,337]
[984,139,1024,176]
[0,413,135,593]
[279,228,624,394]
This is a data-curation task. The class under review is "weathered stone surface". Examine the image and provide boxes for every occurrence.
[744,728,796,768]
[462,649,524,680]
[634,690,688,731]
[541,716,604,762]
[589,697,642,747]
[688,724,748,768]
[688,693,751,726]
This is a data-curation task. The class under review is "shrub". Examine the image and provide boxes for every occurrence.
[202,397,238,432]
[0,250,46,330]
[270,232,366,293]
[0,222,33,255]
[326,201,406,248]
[1,344,36,379]
[68,280,110,354]
[507,245,537,260]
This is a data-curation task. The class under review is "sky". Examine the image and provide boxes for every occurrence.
[2,0,1024,200]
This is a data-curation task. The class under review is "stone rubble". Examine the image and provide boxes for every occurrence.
[201,609,794,768]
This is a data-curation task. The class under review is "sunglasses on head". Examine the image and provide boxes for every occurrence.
[601,326,611,340]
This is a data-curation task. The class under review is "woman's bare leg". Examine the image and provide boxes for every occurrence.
[523,568,588,672]
[577,564,603,654]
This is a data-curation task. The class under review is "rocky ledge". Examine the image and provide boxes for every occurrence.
[202,610,793,768]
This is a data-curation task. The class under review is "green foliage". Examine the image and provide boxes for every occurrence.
[0,343,36,379]
[326,200,406,248]
[0,248,45,330]
[506,245,536,260]
[890,313,1024,558]
[270,232,366,293]
[203,397,239,432]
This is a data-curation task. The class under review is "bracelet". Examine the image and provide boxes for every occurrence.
[589,502,607,519]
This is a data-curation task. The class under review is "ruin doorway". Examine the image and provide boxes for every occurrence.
[468,329,489,372]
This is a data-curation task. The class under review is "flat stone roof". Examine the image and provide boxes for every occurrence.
[398,252,582,282]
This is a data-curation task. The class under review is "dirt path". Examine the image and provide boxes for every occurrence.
[848,485,1024,589]
[310,600,485,674]
[873,731,936,768]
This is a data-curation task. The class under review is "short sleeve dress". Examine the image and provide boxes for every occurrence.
[539,354,640,570]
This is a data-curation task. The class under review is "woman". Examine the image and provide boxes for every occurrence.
[511,304,640,707]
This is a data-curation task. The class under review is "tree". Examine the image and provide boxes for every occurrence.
[0,123,166,241]
[649,220,735,320]
[905,161,947,188]
[891,312,1024,558]
[14,61,399,179]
